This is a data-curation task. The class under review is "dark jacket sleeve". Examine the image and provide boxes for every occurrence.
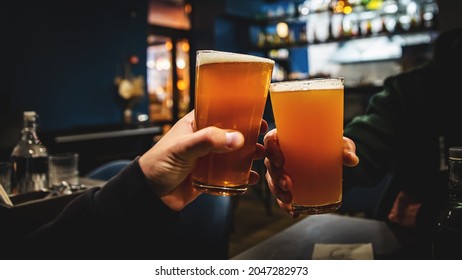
[21,157,181,259]
[342,51,455,230]
[343,75,406,191]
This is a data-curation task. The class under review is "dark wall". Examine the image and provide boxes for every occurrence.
[2,0,149,132]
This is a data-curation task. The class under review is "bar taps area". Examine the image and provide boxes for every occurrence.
[216,0,440,123]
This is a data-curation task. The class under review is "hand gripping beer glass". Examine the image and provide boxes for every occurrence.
[192,50,274,196]
[270,78,344,214]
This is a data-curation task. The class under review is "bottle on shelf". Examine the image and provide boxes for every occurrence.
[433,146,462,259]
[10,111,49,194]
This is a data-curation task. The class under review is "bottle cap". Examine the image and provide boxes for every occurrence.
[23,111,38,122]
[24,111,36,118]
[449,147,462,160]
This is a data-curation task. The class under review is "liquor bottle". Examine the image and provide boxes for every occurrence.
[10,111,49,194]
[433,146,462,259]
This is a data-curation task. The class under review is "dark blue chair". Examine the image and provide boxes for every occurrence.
[85,159,132,180]
[171,194,233,259]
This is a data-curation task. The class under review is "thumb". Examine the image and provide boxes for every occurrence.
[343,136,359,167]
[180,127,244,161]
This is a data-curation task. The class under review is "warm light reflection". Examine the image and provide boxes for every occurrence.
[181,41,190,52]
[147,39,174,122]
[334,0,344,13]
[185,3,192,14]
[276,22,289,38]
[367,0,383,10]
[148,0,191,30]
[176,58,186,69]
[155,86,166,101]
[177,80,186,91]
[343,6,352,14]
[165,41,173,51]
[147,35,156,44]
[147,60,155,69]
[155,57,171,71]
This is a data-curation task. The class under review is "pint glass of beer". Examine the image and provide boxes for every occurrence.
[192,50,274,196]
[269,78,344,214]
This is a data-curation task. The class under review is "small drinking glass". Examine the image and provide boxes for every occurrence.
[48,153,79,193]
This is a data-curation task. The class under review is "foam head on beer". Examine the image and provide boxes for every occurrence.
[196,50,275,66]
[270,77,344,92]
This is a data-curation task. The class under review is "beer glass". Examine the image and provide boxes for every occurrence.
[269,78,344,214]
[192,50,274,196]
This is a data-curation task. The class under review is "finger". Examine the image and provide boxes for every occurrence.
[264,158,281,190]
[189,109,198,131]
[290,212,300,219]
[388,194,402,221]
[265,171,292,203]
[260,119,269,135]
[343,137,359,167]
[248,170,260,185]
[264,157,291,191]
[254,143,265,160]
[280,174,293,192]
[388,206,398,220]
[276,198,293,214]
[264,129,284,168]
[168,110,196,135]
[180,127,245,161]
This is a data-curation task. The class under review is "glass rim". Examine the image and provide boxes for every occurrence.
[270,77,344,92]
[196,49,275,66]
[449,147,462,159]
[49,152,79,160]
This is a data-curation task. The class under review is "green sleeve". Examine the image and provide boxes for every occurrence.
[343,78,405,190]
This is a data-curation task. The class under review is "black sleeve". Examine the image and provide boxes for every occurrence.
[21,157,182,259]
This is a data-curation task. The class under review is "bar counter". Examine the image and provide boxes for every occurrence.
[41,122,167,175]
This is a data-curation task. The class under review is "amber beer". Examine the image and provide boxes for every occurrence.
[270,78,344,214]
[192,50,274,196]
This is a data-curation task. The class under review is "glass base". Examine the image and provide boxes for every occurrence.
[292,201,342,215]
[192,180,248,196]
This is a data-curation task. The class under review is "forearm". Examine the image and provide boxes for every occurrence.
[21,158,181,258]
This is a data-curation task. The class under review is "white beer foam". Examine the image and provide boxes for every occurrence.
[270,78,344,92]
[197,50,275,66]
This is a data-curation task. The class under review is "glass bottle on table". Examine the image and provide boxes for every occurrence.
[10,111,49,194]
[433,146,462,259]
